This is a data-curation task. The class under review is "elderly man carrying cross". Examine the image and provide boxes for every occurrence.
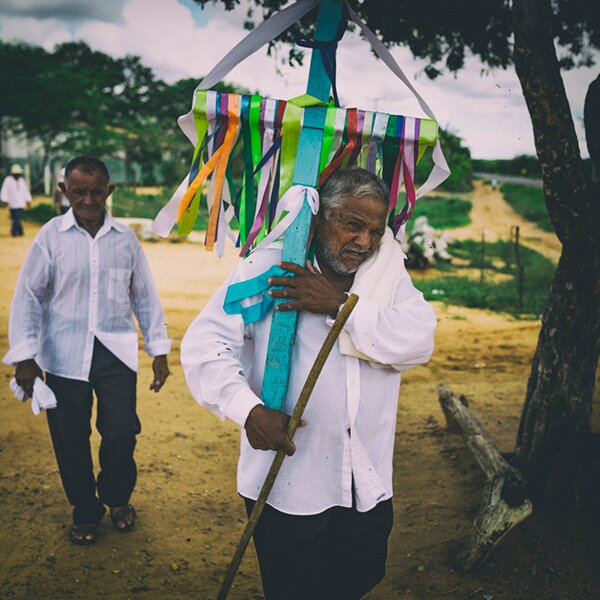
[182,167,436,599]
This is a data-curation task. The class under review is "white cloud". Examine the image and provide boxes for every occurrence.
[0,0,126,23]
[0,16,72,49]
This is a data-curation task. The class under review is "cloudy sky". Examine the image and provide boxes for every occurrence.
[1,0,596,159]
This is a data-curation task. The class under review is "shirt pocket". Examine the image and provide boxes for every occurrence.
[107,268,132,309]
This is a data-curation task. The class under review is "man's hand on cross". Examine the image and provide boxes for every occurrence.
[268,261,348,317]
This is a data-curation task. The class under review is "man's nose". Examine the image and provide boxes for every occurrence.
[354,229,373,249]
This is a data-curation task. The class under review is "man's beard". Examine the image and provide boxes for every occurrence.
[316,237,366,276]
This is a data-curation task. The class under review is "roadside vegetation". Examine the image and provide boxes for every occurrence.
[414,239,555,316]
[500,183,554,232]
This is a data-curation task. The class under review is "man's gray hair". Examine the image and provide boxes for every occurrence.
[318,167,390,218]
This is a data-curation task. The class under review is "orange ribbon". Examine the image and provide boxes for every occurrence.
[176,95,241,249]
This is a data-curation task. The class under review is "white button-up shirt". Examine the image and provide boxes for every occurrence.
[3,209,171,380]
[181,246,436,515]
[0,176,32,209]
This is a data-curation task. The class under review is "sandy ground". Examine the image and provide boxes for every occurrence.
[0,185,598,600]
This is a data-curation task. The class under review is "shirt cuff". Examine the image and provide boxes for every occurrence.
[144,338,172,357]
[224,387,263,428]
[2,339,38,366]
[325,296,367,332]
[341,297,377,337]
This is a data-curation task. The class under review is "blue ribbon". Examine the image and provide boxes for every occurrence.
[187,130,217,187]
[296,18,347,108]
[223,264,292,324]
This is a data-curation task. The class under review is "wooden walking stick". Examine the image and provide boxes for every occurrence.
[216,293,359,600]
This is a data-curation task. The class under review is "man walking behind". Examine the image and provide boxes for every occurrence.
[182,168,436,599]
[1,164,32,236]
[3,156,171,545]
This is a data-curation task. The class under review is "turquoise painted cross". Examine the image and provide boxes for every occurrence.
[260,0,344,411]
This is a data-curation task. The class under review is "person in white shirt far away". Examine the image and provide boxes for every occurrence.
[3,156,172,546]
[0,163,32,236]
[181,167,437,600]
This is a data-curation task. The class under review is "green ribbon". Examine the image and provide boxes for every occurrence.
[279,94,329,198]
[319,104,338,173]
[417,118,438,163]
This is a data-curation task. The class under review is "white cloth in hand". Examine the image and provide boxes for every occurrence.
[9,377,57,415]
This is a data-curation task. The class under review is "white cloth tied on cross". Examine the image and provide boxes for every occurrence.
[259,185,319,250]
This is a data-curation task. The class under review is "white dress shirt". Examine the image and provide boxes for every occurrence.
[181,244,436,515]
[0,176,32,209]
[3,209,171,380]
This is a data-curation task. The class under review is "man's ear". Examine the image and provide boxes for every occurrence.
[58,182,67,195]
[108,184,116,195]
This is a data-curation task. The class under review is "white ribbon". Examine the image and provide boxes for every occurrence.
[178,0,319,146]
[153,176,188,236]
[259,185,319,250]
[343,1,450,195]
[200,0,319,91]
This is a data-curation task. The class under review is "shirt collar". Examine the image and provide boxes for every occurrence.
[58,209,127,234]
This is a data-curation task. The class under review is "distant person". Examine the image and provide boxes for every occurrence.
[0,164,32,236]
[53,167,70,214]
[3,156,172,545]
[491,177,498,191]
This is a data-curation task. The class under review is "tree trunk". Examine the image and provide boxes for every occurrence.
[511,0,600,500]
[584,74,600,180]
[437,385,532,570]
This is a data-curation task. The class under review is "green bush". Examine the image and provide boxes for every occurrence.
[500,183,554,232]
[407,196,472,232]
[415,128,473,193]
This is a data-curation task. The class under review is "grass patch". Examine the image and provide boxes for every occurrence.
[500,183,554,232]
[22,202,56,223]
[406,196,472,232]
[414,238,555,315]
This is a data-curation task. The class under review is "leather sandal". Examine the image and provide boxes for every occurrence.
[110,504,137,532]
[69,523,98,545]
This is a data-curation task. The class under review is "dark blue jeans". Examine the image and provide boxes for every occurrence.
[45,339,140,524]
[9,208,24,236]
[244,496,393,600]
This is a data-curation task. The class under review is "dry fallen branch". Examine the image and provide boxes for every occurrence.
[437,384,533,570]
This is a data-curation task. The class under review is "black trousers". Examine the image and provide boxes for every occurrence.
[45,339,140,525]
[9,208,24,236]
[244,497,393,600]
